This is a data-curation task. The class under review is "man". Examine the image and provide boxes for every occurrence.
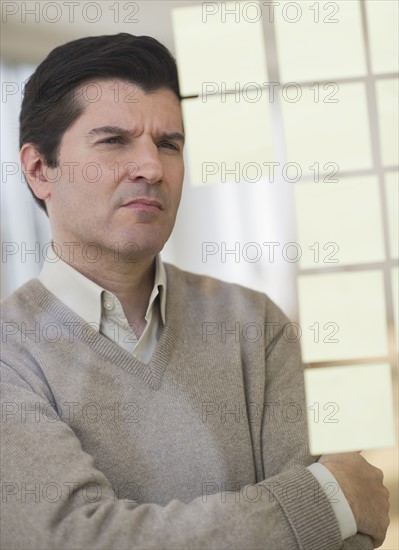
[1,33,389,549]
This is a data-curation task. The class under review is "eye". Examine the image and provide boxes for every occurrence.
[98,137,123,145]
[159,142,179,151]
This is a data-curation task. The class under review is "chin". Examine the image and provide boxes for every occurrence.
[113,235,165,259]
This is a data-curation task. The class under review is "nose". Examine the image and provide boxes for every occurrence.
[127,139,163,185]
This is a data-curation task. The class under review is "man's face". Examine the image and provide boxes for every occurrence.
[45,79,184,260]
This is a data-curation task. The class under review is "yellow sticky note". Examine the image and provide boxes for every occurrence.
[172,2,268,97]
[366,0,399,74]
[282,82,372,174]
[297,271,388,362]
[181,94,274,186]
[392,267,399,351]
[274,0,366,82]
[376,79,399,167]
[295,176,385,268]
[386,172,399,259]
[305,364,396,454]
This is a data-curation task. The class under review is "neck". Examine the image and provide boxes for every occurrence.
[52,240,157,329]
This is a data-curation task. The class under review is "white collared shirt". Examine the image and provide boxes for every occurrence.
[38,250,166,364]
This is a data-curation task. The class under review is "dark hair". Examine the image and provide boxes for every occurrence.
[19,33,181,214]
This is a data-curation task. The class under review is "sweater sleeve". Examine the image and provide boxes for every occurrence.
[260,319,373,550]
[1,352,368,550]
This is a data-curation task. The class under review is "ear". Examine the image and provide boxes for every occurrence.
[20,143,53,202]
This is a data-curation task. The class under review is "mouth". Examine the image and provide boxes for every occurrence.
[121,198,164,212]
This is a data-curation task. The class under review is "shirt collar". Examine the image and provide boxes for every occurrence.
[38,247,166,328]
[151,253,167,323]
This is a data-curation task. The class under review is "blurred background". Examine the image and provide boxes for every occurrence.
[1,1,398,547]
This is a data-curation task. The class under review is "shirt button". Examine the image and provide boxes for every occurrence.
[104,301,114,310]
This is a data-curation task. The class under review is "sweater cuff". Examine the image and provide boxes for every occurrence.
[260,465,343,549]
[307,462,357,541]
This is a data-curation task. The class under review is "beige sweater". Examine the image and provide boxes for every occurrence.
[0,263,372,549]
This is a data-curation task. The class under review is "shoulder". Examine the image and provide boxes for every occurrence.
[1,280,57,399]
[1,279,47,322]
[163,262,290,326]
[1,278,56,360]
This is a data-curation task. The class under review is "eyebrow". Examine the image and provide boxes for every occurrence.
[87,126,128,138]
[87,126,185,144]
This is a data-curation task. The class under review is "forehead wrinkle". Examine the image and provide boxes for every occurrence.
[86,127,184,144]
